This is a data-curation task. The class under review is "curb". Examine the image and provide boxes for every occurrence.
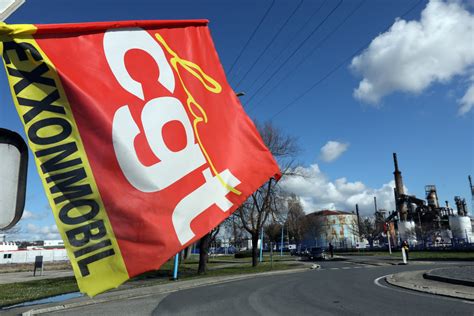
[423,272,474,287]
[385,272,474,302]
[22,267,309,315]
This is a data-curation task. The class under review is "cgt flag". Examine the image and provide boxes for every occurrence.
[0,20,280,296]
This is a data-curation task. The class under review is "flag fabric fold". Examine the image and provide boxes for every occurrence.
[0,20,280,296]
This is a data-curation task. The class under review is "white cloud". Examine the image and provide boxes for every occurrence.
[319,141,349,162]
[22,210,36,220]
[280,164,401,216]
[351,0,474,114]
[458,83,474,115]
[20,209,48,221]
[26,223,60,240]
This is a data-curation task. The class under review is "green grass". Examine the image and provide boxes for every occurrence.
[132,255,300,281]
[0,277,78,308]
[0,255,301,308]
[195,261,303,278]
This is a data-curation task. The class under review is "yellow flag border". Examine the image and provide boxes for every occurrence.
[0,25,129,296]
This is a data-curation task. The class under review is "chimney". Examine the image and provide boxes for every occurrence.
[393,153,405,196]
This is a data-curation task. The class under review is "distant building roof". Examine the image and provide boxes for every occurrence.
[310,210,354,216]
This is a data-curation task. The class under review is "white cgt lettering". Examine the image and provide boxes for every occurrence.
[104,28,241,245]
[112,97,206,192]
[173,168,240,245]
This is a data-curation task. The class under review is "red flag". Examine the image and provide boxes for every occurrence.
[0,20,280,295]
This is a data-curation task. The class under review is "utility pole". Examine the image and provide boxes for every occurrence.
[387,227,392,255]
[280,223,284,256]
[356,204,361,240]
[469,175,473,214]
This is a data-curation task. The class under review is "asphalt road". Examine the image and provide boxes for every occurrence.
[50,260,474,316]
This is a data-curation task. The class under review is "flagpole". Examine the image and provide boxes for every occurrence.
[173,253,179,280]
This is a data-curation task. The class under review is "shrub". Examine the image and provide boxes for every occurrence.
[234,250,253,258]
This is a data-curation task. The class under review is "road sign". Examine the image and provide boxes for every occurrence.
[33,255,43,276]
[0,128,28,230]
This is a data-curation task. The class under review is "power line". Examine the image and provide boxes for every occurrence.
[226,0,276,80]
[246,0,344,108]
[244,0,329,93]
[233,0,304,90]
[269,0,424,120]
[253,0,365,109]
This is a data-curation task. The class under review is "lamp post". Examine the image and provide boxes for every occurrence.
[0,128,28,230]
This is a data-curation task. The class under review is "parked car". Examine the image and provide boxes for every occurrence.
[306,247,327,260]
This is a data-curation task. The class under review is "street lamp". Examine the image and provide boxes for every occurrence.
[0,128,28,230]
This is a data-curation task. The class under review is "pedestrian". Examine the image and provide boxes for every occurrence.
[402,240,409,261]
[328,242,334,258]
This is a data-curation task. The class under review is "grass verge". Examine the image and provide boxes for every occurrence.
[0,277,78,308]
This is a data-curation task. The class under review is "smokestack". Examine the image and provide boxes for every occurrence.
[469,175,474,196]
[393,153,405,196]
[374,196,378,214]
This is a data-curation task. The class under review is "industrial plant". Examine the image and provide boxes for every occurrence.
[385,153,473,248]
[301,153,473,250]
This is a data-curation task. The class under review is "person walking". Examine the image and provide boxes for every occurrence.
[328,242,334,258]
[402,240,409,261]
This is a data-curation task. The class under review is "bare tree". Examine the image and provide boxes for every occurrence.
[255,121,299,174]
[238,181,276,266]
[222,213,246,250]
[359,217,381,247]
[302,213,325,246]
[196,122,296,271]
[285,194,305,245]
[265,221,282,243]
[198,226,220,274]
[237,121,299,266]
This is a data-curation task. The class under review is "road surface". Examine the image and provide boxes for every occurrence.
[50,260,474,316]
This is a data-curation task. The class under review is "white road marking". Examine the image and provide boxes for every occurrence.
[342,267,352,269]
[374,274,394,290]
[330,268,339,270]
[374,274,474,305]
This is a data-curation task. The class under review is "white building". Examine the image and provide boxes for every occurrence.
[0,248,68,264]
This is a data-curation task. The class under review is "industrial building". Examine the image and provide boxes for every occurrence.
[303,210,358,249]
[386,153,473,247]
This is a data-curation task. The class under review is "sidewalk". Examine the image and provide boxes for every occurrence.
[386,268,474,301]
[424,266,474,287]
[0,270,73,284]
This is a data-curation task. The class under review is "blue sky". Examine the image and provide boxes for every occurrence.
[1,0,473,240]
